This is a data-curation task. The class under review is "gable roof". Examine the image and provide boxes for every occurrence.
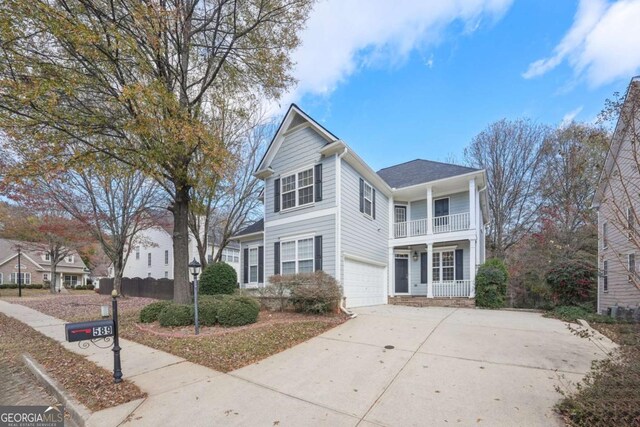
[0,238,87,271]
[256,104,338,174]
[233,219,264,239]
[377,159,480,189]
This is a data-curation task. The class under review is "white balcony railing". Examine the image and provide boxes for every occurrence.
[432,280,472,298]
[393,212,471,238]
[432,212,470,234]
[393,218,428,238]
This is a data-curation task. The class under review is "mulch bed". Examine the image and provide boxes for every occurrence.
[0,314,145,412]
[135,310,346,338]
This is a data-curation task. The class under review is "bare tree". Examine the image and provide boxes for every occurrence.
[465,118,550,258]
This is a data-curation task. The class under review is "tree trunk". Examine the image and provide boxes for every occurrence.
[50,265,57,294]
[172,186,191,304]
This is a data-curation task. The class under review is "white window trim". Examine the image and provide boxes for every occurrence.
[362,180,374,218]
[12,272,31,285]
[248,246,260,285]
[280,165,315,212]
[434,197,450,217]
[280,235,315,275]
[432,249,456,282]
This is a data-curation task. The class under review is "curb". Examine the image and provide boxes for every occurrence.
[22,354,92,427]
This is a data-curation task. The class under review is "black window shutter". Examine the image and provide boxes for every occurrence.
[274,242,280,275]
[372,188,376,219]
[455,249,463,281]
[274,179,281,213]
[258,246,264,283]
[243,248,249,284]
[315,164,323,202]
[314,235,323,271]
[421,252,428,283]
[359,178,364,213]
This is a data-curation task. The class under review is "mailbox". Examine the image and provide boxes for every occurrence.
[65,319,115,342]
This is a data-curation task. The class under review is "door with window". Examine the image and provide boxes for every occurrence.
[434,198,450,230]
[395,254,409,293]
[394,206,407,237]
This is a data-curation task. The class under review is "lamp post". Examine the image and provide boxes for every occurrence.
[17,248,22,298]
[111,289,122,383]
[189,258,201,335]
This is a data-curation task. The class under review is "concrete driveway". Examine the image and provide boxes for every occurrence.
[230,305,613,427]
[116,305,614,427]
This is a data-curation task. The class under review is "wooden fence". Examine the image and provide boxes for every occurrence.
[99,277,185,300]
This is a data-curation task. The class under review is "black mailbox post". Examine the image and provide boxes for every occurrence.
[65,319,114,342]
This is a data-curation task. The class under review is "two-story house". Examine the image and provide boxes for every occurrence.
[233,105,488,308]
[120,213,241,280]
[593,76,640,314]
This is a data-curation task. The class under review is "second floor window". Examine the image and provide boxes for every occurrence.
[164,250,169,265]
[136,247,140,260]
[363,182,373,217]
[281,168,314,210]
[44,253,50,261]
[602,222,608,249]
[603,260,608,291]
[148,253,152,267]
[629,253,636,281]
[629,207,635,238]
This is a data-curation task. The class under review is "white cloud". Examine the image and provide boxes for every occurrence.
[560,105,584,127]
[523,0,640,86]
[282,0,513,105]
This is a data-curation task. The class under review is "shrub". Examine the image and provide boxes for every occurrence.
[280,271,342,314]
[193,297,226,326]
[199,262,238,295]
[86,284,94,290]
[546,260,596,306]
[139,300,173,323]
[475,258,508,308]
[158,304,194,327]
[216,295,260,327]
[546,305,616,324]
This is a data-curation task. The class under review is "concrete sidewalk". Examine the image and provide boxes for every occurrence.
[0,300,616,427]
[0,300,356,426]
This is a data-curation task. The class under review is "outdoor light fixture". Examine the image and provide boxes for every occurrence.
[101,305,110,318]
[189,258,202,335]
[413,251,419,261]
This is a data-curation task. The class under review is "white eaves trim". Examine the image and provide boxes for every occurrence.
[0,252,46,271]
[343,253,387,268]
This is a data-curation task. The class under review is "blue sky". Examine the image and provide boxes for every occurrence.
[278,0,640,171]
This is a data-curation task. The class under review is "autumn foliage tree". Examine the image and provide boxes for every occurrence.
[0,0,313,303]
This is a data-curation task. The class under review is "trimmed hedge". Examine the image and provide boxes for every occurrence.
[139,301,173,323]
[194,297,226,326]
[0,284,45,289]
[199,262,238,295]
[475,258,509,308]
[158,304,194,327]
[216,295,260,327]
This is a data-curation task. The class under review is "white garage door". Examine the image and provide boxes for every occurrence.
[343,258,387,308]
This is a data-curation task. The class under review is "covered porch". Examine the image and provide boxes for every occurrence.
[388,240,477,299]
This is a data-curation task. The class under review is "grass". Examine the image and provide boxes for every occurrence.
[0,288,96,298]
[0,313,145,412]
[10,294,346,372]
[555,321,640,426]
[544,305,616,324]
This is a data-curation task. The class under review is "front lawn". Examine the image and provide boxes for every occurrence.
[11,294,347,372]
[556,321,640,426]
[0,313,145,412]
[0,288,96,299]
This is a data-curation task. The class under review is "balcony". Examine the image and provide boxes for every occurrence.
[393,212,471,238]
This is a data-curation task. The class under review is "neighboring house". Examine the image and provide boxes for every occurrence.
[120,214,241,280]
[233,104,488,308]
[0,238,90,288]
[593,76,640,314]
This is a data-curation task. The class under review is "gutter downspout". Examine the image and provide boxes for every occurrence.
[336,147,356,318]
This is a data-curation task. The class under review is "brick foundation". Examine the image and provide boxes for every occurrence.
[388,296,475,308]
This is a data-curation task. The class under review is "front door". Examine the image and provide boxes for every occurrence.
[395,257,409,293]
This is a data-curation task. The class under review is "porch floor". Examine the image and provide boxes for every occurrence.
[388,296,475,308]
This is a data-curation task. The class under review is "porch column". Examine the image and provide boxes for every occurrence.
[469,239,477,298]
[388,248,395,298]
[427,243,433,298]
[427,186,433,235]
[469,178,476,230]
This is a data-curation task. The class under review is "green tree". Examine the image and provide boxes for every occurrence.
[0,0,313,303]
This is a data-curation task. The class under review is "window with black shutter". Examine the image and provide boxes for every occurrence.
[258,246,264,283]
[315,164,323,202]
[274,242,280,275]
[455,249,463,281]
[420,252,428,283]
[314,236,323,271]
[274,179,281,212]
[243,248,249,284]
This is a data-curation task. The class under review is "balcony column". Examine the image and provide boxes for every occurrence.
[469,239,476,298]
[427,243,433,298]
[469,178,477,230]
[427,186,433,235]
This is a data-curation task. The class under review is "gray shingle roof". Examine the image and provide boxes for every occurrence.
[377,159,480,189]
[234,219,264,238]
